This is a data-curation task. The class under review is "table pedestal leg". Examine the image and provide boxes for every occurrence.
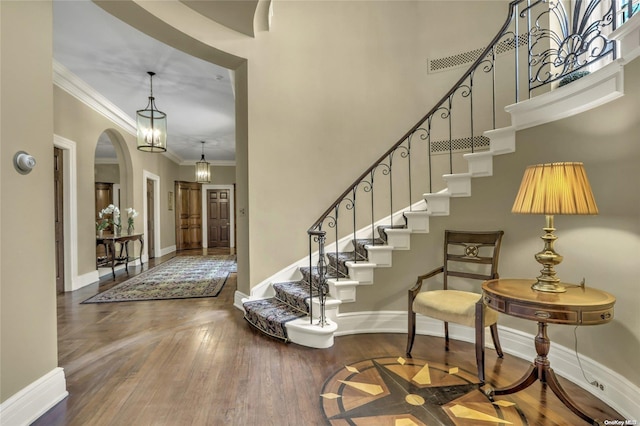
[487,322,600,425]
[108,241,116,278]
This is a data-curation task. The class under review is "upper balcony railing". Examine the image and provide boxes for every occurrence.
[307,0,637,325]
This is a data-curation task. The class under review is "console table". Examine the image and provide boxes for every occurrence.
[96,233,144,278]
[482,278,615,425]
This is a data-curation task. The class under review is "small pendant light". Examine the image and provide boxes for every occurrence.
[195,141,211,183]
[136,71,167,152]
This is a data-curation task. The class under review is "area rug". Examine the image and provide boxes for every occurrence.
[82,255,236,303]
[320,357,527,425]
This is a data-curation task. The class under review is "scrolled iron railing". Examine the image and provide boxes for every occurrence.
[306,0,634,326]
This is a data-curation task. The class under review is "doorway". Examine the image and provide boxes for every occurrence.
[54,147,65,293]
[207,189,230,248]
[200,184,235,252]
[146,178,155,259]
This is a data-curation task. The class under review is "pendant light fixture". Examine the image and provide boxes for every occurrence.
[195,141,211,183]
[136,71,167,152]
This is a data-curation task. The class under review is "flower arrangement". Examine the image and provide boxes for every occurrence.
[126,207,138,232]
[97,204,121,234]
[96,205,138,235]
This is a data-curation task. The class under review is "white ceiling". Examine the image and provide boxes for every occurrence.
[53,0,236,164]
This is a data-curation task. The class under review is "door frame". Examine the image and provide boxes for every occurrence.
[142,170,161,262]
[53,135,78,292]
[200,184,235,249]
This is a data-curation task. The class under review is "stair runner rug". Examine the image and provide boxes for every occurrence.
[82,255,236,303]
[320,357,527,425]
[243,278,320,341]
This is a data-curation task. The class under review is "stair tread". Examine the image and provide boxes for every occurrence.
[243,298,307,341]
[327,251,366,262]
[273,280,317,312]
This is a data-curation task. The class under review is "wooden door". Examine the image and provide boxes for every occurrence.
[95,182,113,230]
[175,181,202,250]
[54,147,65,293]
[95,182,113,259]
[146,179,155,259]
[207,189,230,248]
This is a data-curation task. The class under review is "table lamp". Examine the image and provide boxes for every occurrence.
[512,162,598,292]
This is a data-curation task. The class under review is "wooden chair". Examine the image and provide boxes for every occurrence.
[406,230,504,382]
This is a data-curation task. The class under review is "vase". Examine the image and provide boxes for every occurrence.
[98,230,104,238]
[127,225,134,235]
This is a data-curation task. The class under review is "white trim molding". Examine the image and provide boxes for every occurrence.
[506,59,625,130]
[610,12,640,63]
[142,170,162,263]
[0,368,68,426]
[53,135,88,291]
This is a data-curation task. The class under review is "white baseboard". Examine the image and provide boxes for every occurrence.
[334,310,639,421]
[234,290,249,311]
[0,368,68,426]
[159,245,176,257]
[72,270,99,291]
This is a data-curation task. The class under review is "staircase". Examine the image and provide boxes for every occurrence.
[242,1,639,348]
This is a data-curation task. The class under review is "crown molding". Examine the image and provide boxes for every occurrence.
[53,60,136,136]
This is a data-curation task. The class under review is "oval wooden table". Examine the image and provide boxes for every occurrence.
[482,278,616,426]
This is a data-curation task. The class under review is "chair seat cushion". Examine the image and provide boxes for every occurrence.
[413,290,498,327]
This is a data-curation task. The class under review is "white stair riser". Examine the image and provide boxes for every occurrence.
[384,230,411,250]
[404,211,430,233]
[364,246,393,267]
[327,279,359,303]
[345,262,375,284]
[443,173,471,197]
[424,193,450,216]
[464,152,494,177]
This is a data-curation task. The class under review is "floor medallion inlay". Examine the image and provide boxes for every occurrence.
[320,357,527,425]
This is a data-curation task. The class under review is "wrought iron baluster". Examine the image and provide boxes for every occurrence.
[469,71,475,152]
[406,138,412,211]
[351,187,357,262]
[447,96,453,175]
[315,231,328,326]
[427,115,433,194]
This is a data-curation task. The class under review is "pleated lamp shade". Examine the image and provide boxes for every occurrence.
[512,162,598,215]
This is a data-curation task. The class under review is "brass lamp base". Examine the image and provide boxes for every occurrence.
[531,215,567,293]
[532,279,566,293]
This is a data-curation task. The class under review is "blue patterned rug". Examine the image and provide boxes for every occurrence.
[82,255,236,303]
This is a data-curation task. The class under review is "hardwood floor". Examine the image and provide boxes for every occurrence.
[35,249,621,425]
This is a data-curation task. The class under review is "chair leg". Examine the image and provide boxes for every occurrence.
[407,310,416,357]
[444,322,450,352]
[475,301,485,383]
[490,323,503,358]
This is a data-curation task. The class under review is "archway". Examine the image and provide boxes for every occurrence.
[94,128,135,276]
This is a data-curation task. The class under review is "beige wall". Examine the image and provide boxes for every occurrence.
[0,1,58,402]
